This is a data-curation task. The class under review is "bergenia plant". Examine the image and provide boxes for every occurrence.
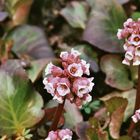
[117,18,140,135]
[43,48,94,139]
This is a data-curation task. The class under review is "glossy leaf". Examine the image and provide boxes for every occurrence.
[100,55,134,90]
[60,1,88,29]
[0,60,44,136]
[83,0,126,52]
[6,25,54,59]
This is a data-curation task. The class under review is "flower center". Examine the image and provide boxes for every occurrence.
[70,67,77,74]
[134,37,140,42]
[60,84,68,90]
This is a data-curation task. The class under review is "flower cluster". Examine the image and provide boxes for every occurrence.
[132,109,140,123]
[117,18,140,65]
[45,129,72,140]
[43,49,94,108]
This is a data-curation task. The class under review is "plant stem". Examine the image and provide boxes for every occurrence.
[128,65,140,136]
[50,99,65,131]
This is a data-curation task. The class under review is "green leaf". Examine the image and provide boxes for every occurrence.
[64,100,83,129]
[60,1,88,29]
[100,55,134,90]
[0,60,44,136]
[131,12,140,20]
[83,0,126,52]
[26,58,58,82]
[6,25,54,59]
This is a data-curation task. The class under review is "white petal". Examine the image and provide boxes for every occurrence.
[60,51,68,59]
[44,83,55,95]
[122,59,130,65]
[132,115,138,123]
[62,135,72,140]
[45,62,53,76]
[125,51,134,60]
[57,83,70,96]
[77,85,88,97]
[71,48,81,56]
[67,63,83,77]
[53,95,63,104]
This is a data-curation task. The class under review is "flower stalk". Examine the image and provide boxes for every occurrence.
[50,99,65,131]
[128,65,140,136]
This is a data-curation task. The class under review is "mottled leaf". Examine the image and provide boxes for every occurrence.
[6,25,54,59]
[0,60,44,136]
[27,58,58,82]
[64,100,83,129]
[75,44,99,72]
[60,1,88,29]
[104,97,128,139]
[100,55,134,90]
[100,89,136,121]
[83,0,126,52]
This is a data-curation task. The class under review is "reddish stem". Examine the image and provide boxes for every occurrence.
[128,65,140,136]
[50,99,65,131]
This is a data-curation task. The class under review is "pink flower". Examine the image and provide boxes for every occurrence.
[123,18,133,28]
[60,48,81,64]
[128,34,140,46]
[45,131,58,140]
[59,129,73,140]
[67,63,83,77]
[117,29,123,39]
[135,46,140,56]
[46,129,72,140]
[43,48,94,107]
[56,78,70,96]
[132,109,140,123]
[117,18,140,66]
[81,59,90,75]
[45,62,63,77]
[72,77,94,98]
[43,77,70,103]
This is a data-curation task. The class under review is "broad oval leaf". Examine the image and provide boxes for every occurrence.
[104,97,128,139]
[100,55,134,90]
[60,1,88,29]
[0,60,44,136]
[83,0,126,52]
[64,100,83,129]
[100,89,136,121]
[26,58,59,82]
[6,25,54,59]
